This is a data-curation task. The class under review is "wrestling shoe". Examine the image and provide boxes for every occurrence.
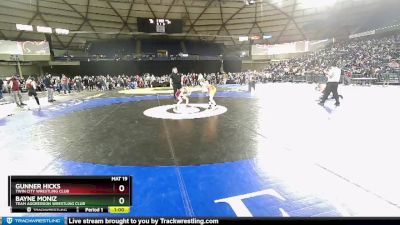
[329,95,343,100]
[208,104,216,110]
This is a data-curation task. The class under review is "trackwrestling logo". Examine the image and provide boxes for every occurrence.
[2,217,64,225]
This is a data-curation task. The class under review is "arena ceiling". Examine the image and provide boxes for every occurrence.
[0,0,398,50]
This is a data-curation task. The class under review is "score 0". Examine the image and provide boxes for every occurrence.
[111,176,129,195]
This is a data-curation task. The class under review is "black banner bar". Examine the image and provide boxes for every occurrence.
[218,218,400,224]
[12,207,109,213]
[12,207,77,213]
[66,218,400,225]
[8,176,11,206]
[130,177,133,206]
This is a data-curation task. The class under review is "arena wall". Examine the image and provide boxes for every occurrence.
[0,64,42,78]
[0,65,17,77]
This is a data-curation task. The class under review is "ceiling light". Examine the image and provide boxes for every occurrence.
[263,35,272,39]
[239,36,249,42]
[55,28,69,35]
[245,0,255,5]
[16,24,33,31]
[37,26,52,33]
[299,0,336,8]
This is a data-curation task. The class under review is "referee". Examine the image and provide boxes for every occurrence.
[319,61,341,107]
[170,67,182,100]
[248,73,256,92]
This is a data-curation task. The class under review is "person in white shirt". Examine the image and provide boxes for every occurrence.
[319,62,341,107]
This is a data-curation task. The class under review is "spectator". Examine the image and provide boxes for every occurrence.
[0,77,3,100]
[61,74,69,94]
[25,76,41,109]
[43,74,55,102]
[8,75,25,107]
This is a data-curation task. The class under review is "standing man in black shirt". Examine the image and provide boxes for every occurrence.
[170,67,182,100]
[0,77,4,100]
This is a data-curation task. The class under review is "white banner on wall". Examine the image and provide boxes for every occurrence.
[349,30,376,39]
[0,40,50,55]
[20,41,50,55]
[252,39,333,56]
[252,41,309,56]
[0,40,23,55]
[0,40,50,61]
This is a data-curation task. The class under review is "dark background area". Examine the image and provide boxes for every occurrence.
[43,60,242,76]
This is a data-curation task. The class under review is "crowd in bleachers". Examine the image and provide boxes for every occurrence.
[0,71,260,97]
[2,33,400,100]
[262,33,400,80]
[39,72,254,93]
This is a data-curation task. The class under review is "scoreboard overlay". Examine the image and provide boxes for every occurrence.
[8,176,132,214]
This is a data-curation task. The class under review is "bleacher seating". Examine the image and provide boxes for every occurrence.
[263,32,400,86]
[375,73,400,85]
[185,41,223,56]
[88,40,135,58]
[141,40,182,56]
[86,39,225,59]
[350,74,378,85]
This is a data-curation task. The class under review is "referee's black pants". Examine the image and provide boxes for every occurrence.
[248,81,256,92]
[320,82,339,105]
[173,84,181,100]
